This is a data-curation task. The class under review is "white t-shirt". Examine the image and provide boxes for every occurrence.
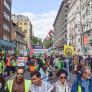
[30,81,52,92]
[52,81,71,92]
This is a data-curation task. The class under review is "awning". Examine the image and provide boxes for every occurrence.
[0,39,16,48]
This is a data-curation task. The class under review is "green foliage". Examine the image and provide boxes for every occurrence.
[31,36,42,45]
[43,38,53,49]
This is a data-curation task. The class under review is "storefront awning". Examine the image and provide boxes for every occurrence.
[0,39,16,48]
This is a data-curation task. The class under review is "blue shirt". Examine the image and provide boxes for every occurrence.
[82,79,89,92]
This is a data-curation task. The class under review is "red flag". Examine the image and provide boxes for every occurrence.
[48,30,54,36]
[83,35,88,45]
[30,45,34,56]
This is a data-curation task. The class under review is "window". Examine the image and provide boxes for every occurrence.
[78,39,81,43]
[24,23,27,25]
[91,3,92,10]
[24,29,27,33]
[83,25,85,31]
[3,33,10,41]
[89,22,91,28]
[20,23,22,25]
[4,0,11,11]
[3,23,10,32]
[83,14,85,19]
[4,11,10,21]
[19,27,22,30]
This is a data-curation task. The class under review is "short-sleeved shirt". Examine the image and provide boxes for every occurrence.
[30,81,52,92]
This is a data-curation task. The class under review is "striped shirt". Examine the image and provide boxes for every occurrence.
[82,79,89,92]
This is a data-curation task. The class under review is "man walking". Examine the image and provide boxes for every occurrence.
[71,66,92,92]
[6,67,31,92]
[29,71,52,92]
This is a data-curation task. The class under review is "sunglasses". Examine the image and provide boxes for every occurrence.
[17,73,23,75]
[60,76,66,79]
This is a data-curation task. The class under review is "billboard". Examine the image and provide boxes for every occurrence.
[34,49,48,53]
[32,45,43,49]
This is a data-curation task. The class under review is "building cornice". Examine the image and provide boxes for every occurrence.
[53,0,64,26]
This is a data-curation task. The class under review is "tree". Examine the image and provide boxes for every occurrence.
[43,37,53,49]
[31,36,42,44]
[38,38,42,44]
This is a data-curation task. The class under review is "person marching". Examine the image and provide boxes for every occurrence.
[0,55,5,75]
[11,57,17,73]
[6,67,31,92]
[51,69,71,92]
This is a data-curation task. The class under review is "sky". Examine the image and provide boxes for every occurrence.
[12,0,62,40]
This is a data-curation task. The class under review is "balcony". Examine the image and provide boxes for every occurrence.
[4,11,10,22]
[3,23,10,32]
[4,0,11,12]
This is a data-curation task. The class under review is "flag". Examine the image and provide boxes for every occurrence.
[30,45,34,56]
[64,45,75,56]
[48,30,54,37]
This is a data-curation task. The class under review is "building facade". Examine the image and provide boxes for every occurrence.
[12,15,33,48]
[0,0,11,40]
[11,23,26,51]
[53,0,70,53]
[0,0,15,49]
[67,0,92,55]
[81,0,92,55]
[67,0,82,55]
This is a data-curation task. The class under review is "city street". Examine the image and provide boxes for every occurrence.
[0,0,92,92]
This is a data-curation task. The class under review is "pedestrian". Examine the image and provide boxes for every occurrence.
[49,55,54,67]
[86,55,92,71]
[6,67,31,92]
[64,57,70,79]
[5,55,11,76]
[0,56,5,75]
[51,69,71,92]
[74,59,86,78]
[29,61,36,73]
[0,74,6,92]
[11,57,17,73]
[89,57,92,72]
[39,64,48,81]
[71,66,92,92]
[29,71,52,92]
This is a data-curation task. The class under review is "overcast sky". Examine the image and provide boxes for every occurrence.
[12,0,62,39]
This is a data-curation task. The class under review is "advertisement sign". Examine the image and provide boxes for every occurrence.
[32,45,43,49]
[34,49,48,53]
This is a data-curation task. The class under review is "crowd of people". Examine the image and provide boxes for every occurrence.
[0,53,17,77]
[0,52,92,92]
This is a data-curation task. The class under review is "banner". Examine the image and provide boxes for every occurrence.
[17,57,27,67]
[64,45,75,56]
[32,45,43,49]
[30,45,34,56]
